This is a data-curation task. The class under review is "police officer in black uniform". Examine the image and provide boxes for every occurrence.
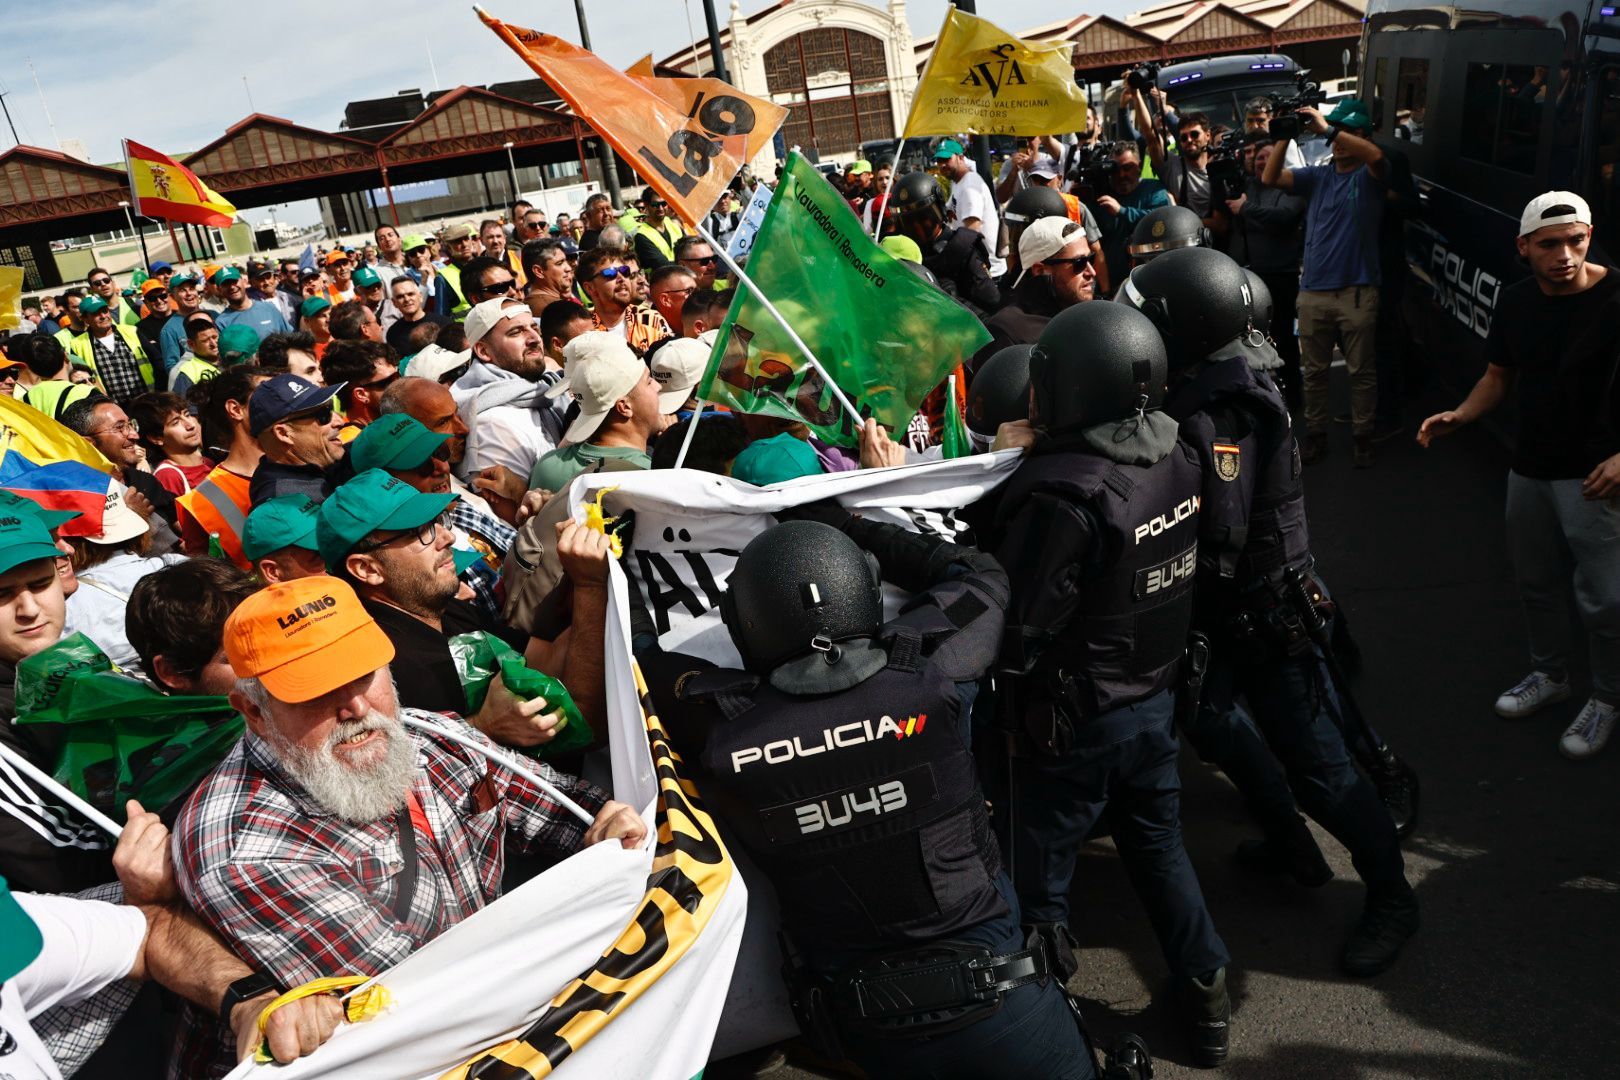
[1120,246,1421,976]
[890,171,1003,316]
[1127,204,1211,266]
[980,301,1232,1068]
[672,515,1100,1079]
[966,344,1032,452]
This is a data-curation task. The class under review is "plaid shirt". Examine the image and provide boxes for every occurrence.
[89,330,145,404]
[170,709,608,1078]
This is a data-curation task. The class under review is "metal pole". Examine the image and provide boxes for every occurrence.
[572,0,623,207]
[120,201,150,269]
[503,141,521,206]
[0,93,18,146]
[951,0,996,184]
[701,0,729,81]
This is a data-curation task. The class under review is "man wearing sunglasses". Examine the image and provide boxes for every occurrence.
[85,266,139,328]
[452,297,569,483]
[978,218,1098,364]
[247,372,347,505]
[673,235,723,291]
[320,339,396,442]
[631,184,688,270]
[578,248,670,357]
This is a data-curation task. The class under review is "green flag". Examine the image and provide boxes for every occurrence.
[941,373,972,459]
[698,152,991,446]
[13,633,243,820]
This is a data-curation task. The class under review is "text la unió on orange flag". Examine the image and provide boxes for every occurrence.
[124,139,237,228]
[478,8,786,226]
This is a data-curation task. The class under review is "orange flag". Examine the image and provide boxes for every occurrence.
[123,139,237,228]
[478,8,787,227]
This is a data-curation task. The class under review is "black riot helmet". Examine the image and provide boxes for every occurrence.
[720,520,884,673]
[1002,185,1069,227]
[1127,204,1210,262]
[967,344,1032,437]
[903,259,943,290]
[1117,247,1254,369]
[1029,303,1167,433]
[891,171,947,223]
[1243,268,1274,335]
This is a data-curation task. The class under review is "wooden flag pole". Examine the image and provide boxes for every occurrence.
[0,741,123,838]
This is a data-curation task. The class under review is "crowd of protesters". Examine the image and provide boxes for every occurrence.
[0,69,1614,1080]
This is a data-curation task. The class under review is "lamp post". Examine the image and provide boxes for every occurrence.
[701,0,729,81]
[951,0,996,184]
[571,0,623,207]
[503,141,521,209]
[118,199,151,270]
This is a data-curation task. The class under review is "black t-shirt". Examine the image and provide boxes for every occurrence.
[362,597,527,715]
[386,312,450,355]
[1485,272,1620,479]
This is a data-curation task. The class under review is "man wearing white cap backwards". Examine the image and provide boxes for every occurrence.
[529,331,662,493]
[1419,191,1620,759]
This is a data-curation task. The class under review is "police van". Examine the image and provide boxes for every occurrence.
[1362,0,1618,383]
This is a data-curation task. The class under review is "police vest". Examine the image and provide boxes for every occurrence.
[1168,358,1310,588]
[69,325,154,392]
[997,443,1203,716]
[176,467,252,569]
[438,262,470,317]
[633,219,685,263]
[923,227,994,316]
[694,634,1006,955]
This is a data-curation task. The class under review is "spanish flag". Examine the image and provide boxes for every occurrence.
[904,8,1087,138]
[123,138,237,228]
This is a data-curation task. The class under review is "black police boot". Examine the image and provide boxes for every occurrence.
[1175,967,1230,1068]
[1340,891,1420,977]
[1233,818,1333,888]
[1027,922,1080,983]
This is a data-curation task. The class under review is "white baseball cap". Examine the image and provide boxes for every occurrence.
[89,480,150,546]
[649,337,711,413]
[463,297,529,348]
[404,343,471,384]
[1014,217,1084,287]
[1519,191,1591,237]
[548,331,647,443]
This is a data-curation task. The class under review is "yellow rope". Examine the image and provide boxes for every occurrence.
[252,976,392,1064]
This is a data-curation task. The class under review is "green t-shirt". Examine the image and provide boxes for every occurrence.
[529,442,650,492]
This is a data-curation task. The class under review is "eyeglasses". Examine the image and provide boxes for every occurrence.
[1045,253,1096,272]
[401,444,452,477]
[647,200,669,209]
[354,511,449,553]
[87,419,139,438]
[144,291,169,301]
[479,277,518,295]
[595,266,632,280]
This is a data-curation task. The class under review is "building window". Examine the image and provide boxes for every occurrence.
[1394,58,1429,144]
[765,28,895,157]
[1458,62,1546,174]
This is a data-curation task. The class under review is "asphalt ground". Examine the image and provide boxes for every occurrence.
[724,366,1620,1080]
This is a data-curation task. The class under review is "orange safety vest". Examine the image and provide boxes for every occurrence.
[176,466,253,569]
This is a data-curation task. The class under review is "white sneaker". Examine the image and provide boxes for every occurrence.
[1494,671,1571,718]
[1560,699,1619,759]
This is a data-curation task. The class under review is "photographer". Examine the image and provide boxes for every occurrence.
[995,135,1066,203]
[1092,142,1170,281]
[1226,139,1307,407]
[1263,99,1387,467]
[1136,93,1225,241]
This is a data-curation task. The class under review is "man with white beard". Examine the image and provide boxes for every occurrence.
[169,576,644,1078]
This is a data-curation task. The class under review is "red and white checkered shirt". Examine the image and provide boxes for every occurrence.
[169,708,607,1078]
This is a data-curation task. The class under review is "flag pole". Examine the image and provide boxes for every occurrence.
[872,135,904,241]
[672,400,707,469]
[0,741,123,839]
[694,222,863,427]
[400,715,595,827]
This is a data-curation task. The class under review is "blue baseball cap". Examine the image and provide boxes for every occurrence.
[149,261,173,274]
[249,373,344,436]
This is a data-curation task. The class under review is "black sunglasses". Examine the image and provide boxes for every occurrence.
[1045,253,1096,271]
[479,277,518,295]
[287,405,335,426]
[683,255,719,266]
[145,291,170,301]
[88,277,112,287]
[402,443,452,477]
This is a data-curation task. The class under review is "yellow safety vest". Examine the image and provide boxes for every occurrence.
[68,325,154,393]
[23,380,90,421]
[633,219,686,264]
[439,262,471,317]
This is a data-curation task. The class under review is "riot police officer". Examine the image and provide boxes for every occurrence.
[891,171,1003,315]
[1119,246,1421,977]
[981,301,1232,1068]
[966,344,1033,451]
[1127,204,1211,266]
[673,515,1101,1079]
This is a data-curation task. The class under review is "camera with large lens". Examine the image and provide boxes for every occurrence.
[1125,61,1161,92]
[1205,129,1249,205]
[1068,142,1120,201]
[1267,75,1328,142]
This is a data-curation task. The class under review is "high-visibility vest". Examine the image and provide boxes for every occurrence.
[176,466,253,569]
[632,219,685,263]
[170,356,221,393]
[69,325,155,392]
[112,299,141,328]
[23,379,90,422]
[438,262,470,317]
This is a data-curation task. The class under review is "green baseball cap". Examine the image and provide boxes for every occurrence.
[350,414,449,474]
[1326,98,1374,132]
[0,509,68,575]
[78,296,109,315]
[242,494,322,562]
[0,875,43,983]
[933,138,966,160]
[0,490,79,532]
[300,295,331,319]
[731,432,822,486]
[880,235,924,263]
[211,267,242,285]
[847,159,872,175]
[169,272,199,290]
[352,266,382,289]
[316,468,456,570]
[218,323,262,363]
[401,234,429,252]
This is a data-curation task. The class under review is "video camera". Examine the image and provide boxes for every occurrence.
[1266,75,1329,142]
[1204,128,1251,206]
[1125,61,1161,93]
[1068,142,1120,201]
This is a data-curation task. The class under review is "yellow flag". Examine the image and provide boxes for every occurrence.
[0,267,21,330]
[904,8,1087,137]
[0,395,117,475]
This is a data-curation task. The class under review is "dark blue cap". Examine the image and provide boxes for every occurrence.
[249,373,344,436]
[149,261,172,273]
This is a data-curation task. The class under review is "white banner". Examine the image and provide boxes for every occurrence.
[724,182,775,263]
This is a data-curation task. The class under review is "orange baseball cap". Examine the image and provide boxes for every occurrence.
[139,279,167,295]
[223,578,395,703]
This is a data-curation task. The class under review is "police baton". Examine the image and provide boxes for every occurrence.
[1282,566,1420,838]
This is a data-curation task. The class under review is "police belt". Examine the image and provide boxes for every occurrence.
[831,940,1049,1038]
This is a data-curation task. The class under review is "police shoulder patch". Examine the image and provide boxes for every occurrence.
[1213,440,1241,481]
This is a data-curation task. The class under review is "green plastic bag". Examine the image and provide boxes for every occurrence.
[447,631,592,758]
[13,633,244,822]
